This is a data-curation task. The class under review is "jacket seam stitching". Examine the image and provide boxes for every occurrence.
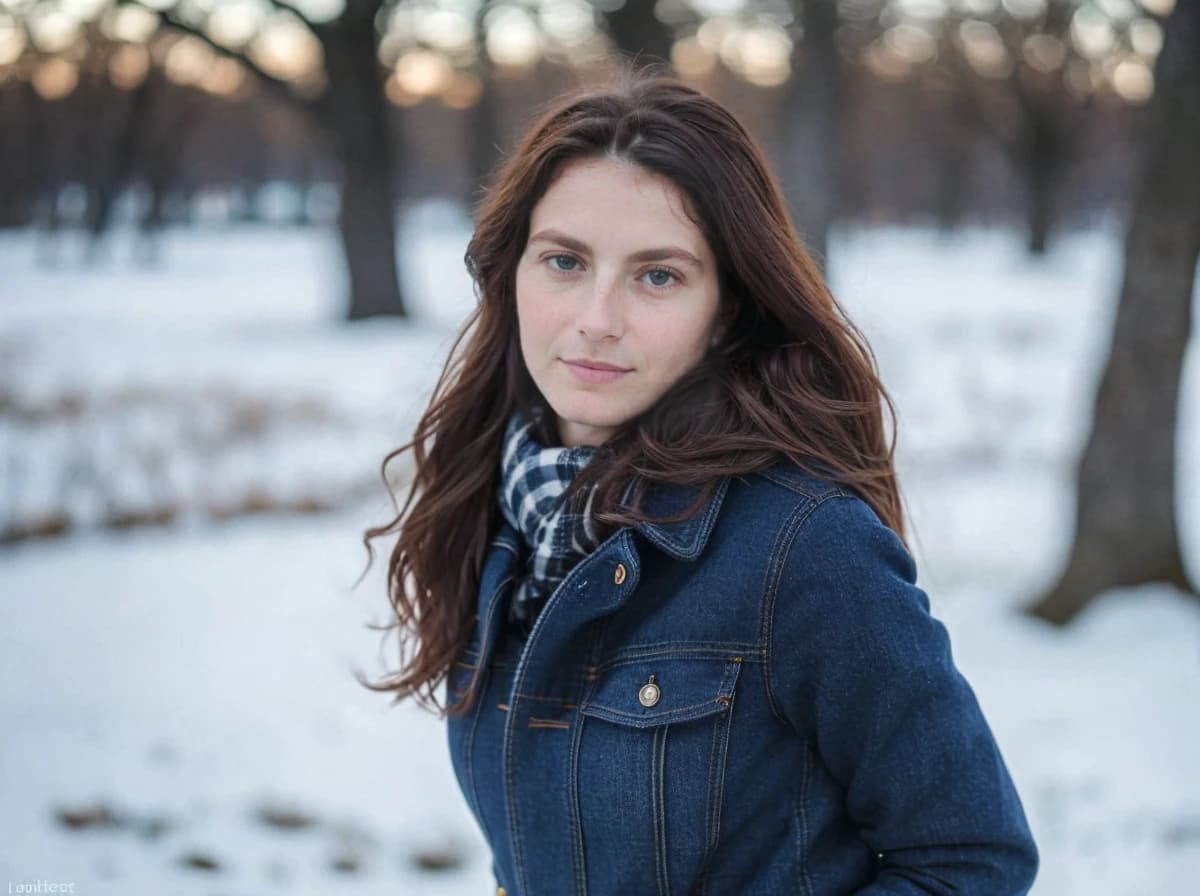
[756,468,844,501]
[761,492,851,726]
[797,740,815,896]
[653,725,670,896]
[699,662,739,889]
[462,664,492,845]
[570,618,611,896]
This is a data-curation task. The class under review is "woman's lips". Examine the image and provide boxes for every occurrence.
[562,359,632,384]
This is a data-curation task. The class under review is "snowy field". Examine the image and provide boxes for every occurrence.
[1,208,1199,895]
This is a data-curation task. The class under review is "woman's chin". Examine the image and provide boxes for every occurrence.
[552,409,631,447]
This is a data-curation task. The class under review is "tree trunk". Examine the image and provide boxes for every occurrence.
[1022,109,1061,257]
[468,6,505,200]
[781,0,842,268]
[1026,1,1200,625]
[135,72,198,265]
[934,135,970,235]
[0,82,36,227]
[147,0,407,317]
[318,2,407,319]
[928,79,974,235]
[603,0,676,68]
[89,64,164,253]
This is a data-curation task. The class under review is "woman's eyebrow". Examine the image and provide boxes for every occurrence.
[528,228,704,269]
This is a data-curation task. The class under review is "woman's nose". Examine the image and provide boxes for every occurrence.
[576,276,623,341]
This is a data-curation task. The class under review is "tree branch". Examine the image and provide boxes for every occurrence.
[132,3,324,125]
[260,0,329,36]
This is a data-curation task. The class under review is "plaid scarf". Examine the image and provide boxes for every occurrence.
[496,406,602,629]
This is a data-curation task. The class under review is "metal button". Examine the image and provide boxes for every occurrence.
[638,674,660,707]
[496,888,507,896]
[613,562,627,585]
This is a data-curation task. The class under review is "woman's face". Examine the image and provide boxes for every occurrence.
[515,157,722,447]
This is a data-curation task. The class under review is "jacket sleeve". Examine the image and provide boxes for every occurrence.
[766,492,1038,895]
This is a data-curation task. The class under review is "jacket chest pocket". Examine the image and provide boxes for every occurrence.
[575,656,743,896]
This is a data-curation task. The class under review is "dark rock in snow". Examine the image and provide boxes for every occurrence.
[1162,817,1200,847]
[178,850,222,872]
[54,802,123,831]
[410,843,464,872]
[330,849,364,873]
[252,800,319,831]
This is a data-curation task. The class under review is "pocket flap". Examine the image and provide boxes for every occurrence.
[580,657,742,728]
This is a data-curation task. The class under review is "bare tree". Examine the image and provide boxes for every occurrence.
[980,0,1088,256]
[780,0,844,267]
[141,0,408,319]
[864,0,1147,256]
[1026,0,1200,625]
[467,2,504,198]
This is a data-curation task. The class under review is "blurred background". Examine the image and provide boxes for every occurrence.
[0,0,1197,893]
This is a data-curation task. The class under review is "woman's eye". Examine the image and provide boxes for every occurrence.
[548,254,580,273]
[642,267,680,289]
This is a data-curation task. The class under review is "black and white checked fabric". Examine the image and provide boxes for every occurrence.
[496,406,601,628]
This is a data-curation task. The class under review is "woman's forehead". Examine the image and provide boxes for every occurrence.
[528,158,711,262]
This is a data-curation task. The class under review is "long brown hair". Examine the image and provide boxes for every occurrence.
[357,65,905,717]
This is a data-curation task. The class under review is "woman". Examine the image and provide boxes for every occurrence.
[362,70,1038,895]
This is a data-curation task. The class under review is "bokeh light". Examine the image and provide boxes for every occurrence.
[32,56,79,99]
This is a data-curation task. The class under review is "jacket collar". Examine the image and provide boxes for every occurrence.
[627,475,731,561]
[490,475,732,563]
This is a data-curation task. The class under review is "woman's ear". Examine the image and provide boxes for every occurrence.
[709,303,733,347]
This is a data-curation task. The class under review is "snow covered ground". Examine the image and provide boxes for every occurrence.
[1,210,1198,895]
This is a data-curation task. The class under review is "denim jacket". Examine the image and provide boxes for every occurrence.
[445,465,1039,895]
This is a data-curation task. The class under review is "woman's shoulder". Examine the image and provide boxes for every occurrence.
[744,461,848,503]
[728,462,903,567]
[750,467,926,661]
[730,461,869,525]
